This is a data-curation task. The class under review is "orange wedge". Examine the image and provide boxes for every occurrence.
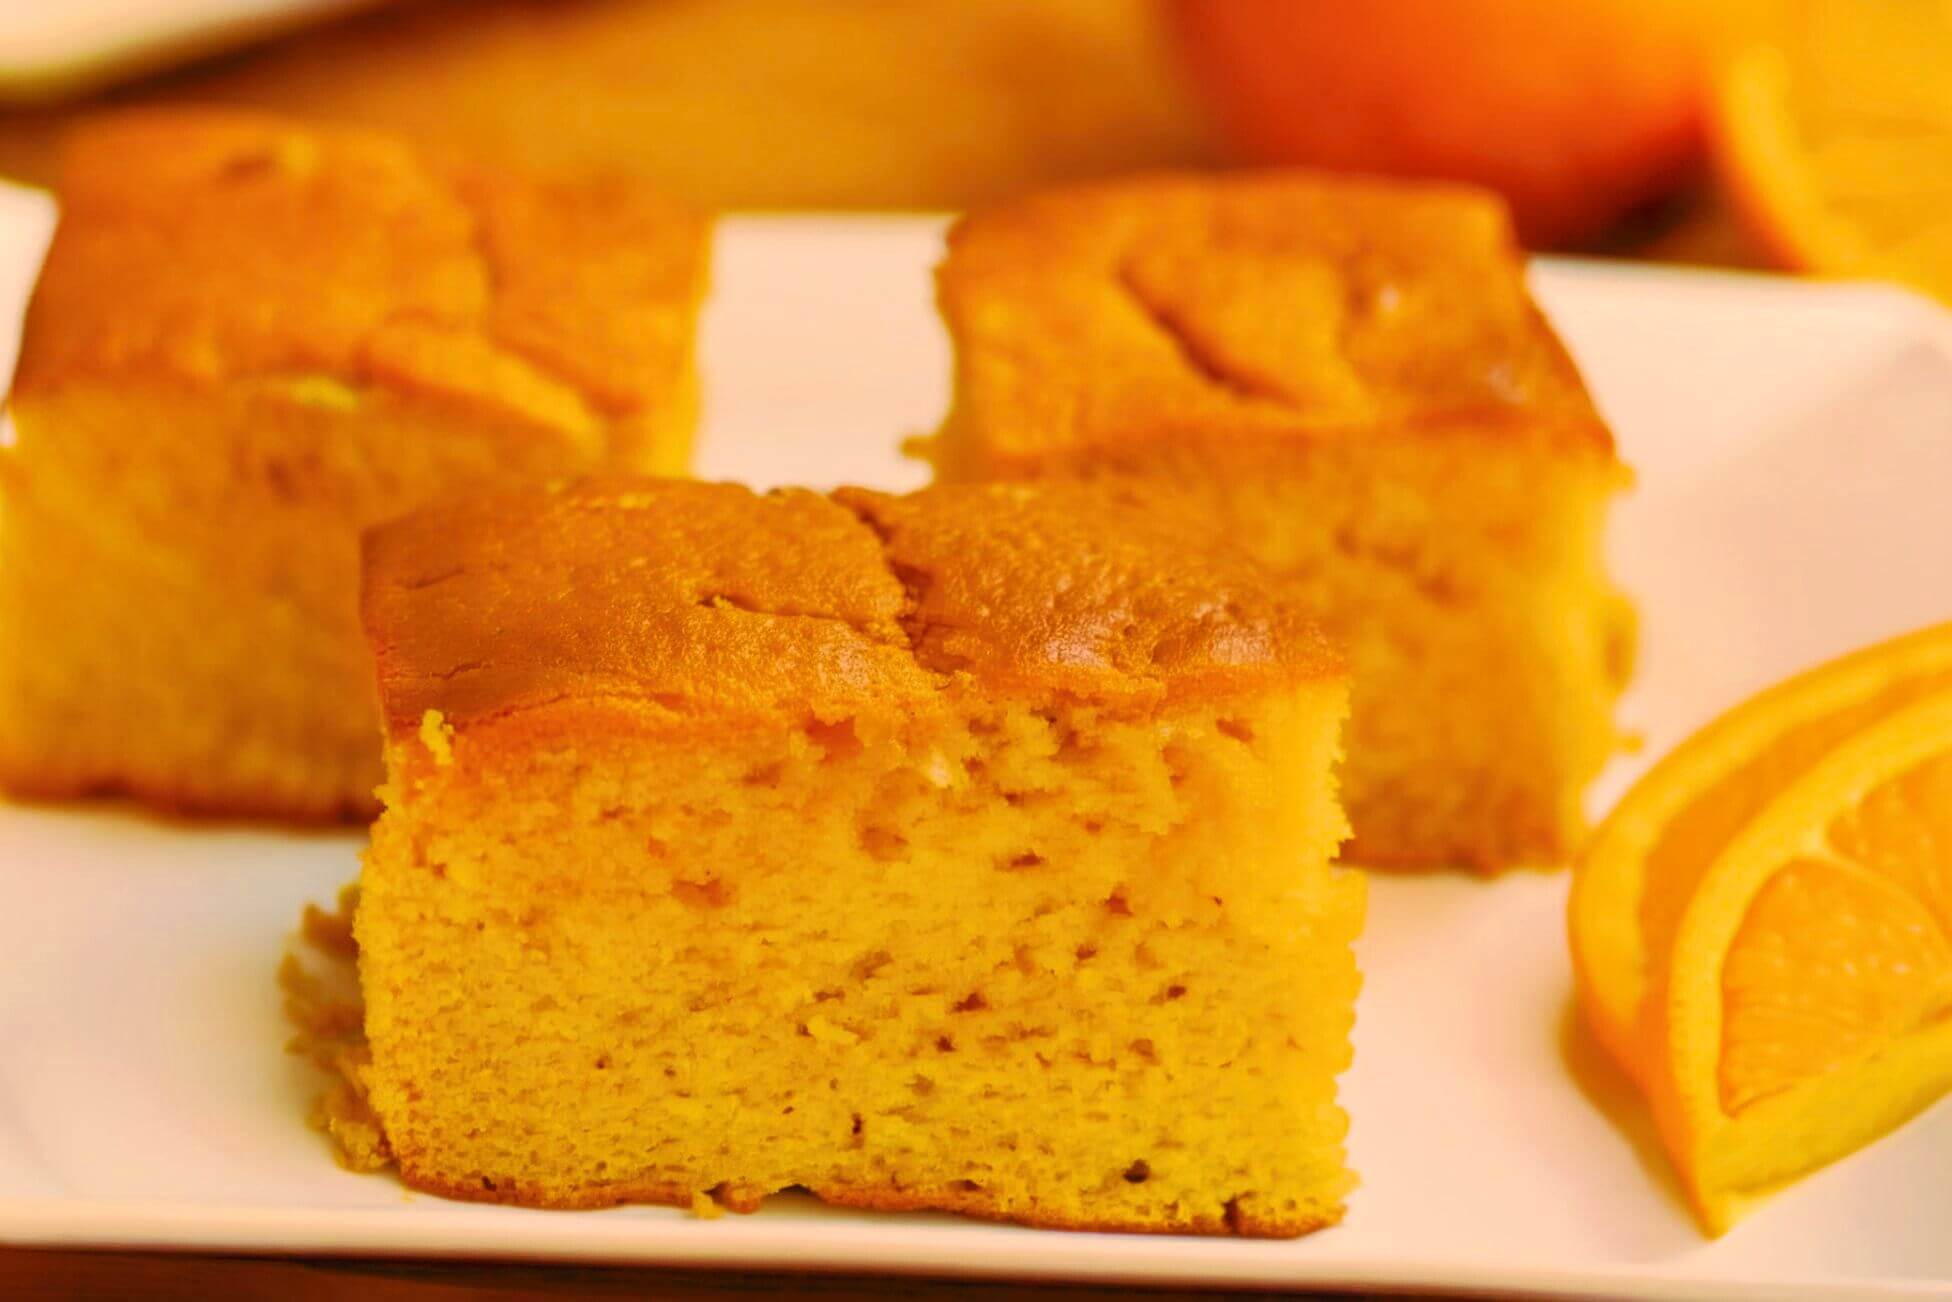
[1570,621,1952,1232]
[1712,0,1952,300]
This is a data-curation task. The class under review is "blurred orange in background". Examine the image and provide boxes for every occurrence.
[1166,0,1733,247]
[5,0,1947,287]
[1712,0,1952,304]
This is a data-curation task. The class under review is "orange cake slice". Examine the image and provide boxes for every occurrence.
[929,170,1634,869]
[352,478,1363,1235]
[0,108,709,821]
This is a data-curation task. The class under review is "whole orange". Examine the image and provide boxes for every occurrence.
[1166,0,1719,247]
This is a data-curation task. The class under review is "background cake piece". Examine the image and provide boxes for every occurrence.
[931,170,1634,870]
[0,108,710,820]
[355,477,1362,1236]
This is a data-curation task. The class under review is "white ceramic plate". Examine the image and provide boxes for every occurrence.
[4,215,1952,1300]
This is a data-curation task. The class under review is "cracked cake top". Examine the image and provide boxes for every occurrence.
[15,109,709,448]
[934,169,1614,464]
[360,479,1342,749]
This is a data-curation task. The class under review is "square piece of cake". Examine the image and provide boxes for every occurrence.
[0,109,710,820]
[930,171,1634,869]
[352,478,1363,1236]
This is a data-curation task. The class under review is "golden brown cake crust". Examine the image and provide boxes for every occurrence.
[834,481,1339,702]
[936,168,1614,466]
[361,478,1342,745]
[362,479,936,742]
[14,108,710,439]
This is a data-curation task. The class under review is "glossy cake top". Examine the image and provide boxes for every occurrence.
[937,169,1613,462]
[13,109,709,439]
[362,479,1342,743]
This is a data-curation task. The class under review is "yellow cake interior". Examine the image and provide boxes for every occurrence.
[0,379,684,819]
[931,431,1633,869]
[355,684,1361,1235]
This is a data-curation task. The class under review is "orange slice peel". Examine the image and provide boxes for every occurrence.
[1571,621,1952,1232]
